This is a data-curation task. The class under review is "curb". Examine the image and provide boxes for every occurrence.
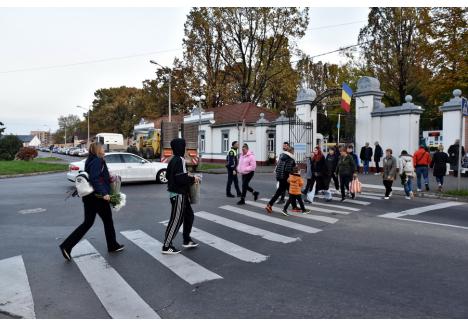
[0,170,67,179]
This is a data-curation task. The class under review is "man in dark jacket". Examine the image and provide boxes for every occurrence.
[226,141,241,197]
[359,142,373,175]
[325,146,340,191]
[265,147,296,213]
[448,139,466,177]
[374,141,383,175]
[336,147,357,201]
[162,138,200,254]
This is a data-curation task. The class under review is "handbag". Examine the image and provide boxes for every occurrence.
[189,182,201,204]
[349,176,362,194]
[75,172,94,197]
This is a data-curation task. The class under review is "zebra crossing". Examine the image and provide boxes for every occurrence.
[0,193,384,319]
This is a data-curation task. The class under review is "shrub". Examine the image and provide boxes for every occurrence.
[0,135,23,160]
[15,147,38,161]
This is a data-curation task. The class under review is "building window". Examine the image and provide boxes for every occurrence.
[222,131,229,152]
[267,133,275,152]
[199,132,205,153]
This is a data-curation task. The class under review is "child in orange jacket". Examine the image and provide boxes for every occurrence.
[282,166,311,216]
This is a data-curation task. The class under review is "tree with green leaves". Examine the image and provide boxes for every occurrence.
[0,135,23,160]
[0,121,5,136]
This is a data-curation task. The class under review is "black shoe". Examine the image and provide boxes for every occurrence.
[183,240,199,248]
[162,245,181,255]
[425,184,430,191]
[109,244,125,253]
[237,198,245,205]
[351,193,356,199]
[277,199,285,204]
[59,245,71,261]
[253,191,259,201]
[226,194,235,198]
[340,197,345,202]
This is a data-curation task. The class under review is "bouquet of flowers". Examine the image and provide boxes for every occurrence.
[400,171,408,186]
[109,173,126,211]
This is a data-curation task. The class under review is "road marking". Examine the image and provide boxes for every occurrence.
[355,194,383,200]
[246,201,338,224]
[72,240,160,319]
[121,230,222,285]
[0,255,36,319]
[376,215,468,231]
[257,198,349,215]
[362,183,405,191]
[379,201,465,218]
[160,222,268,263]
[315,194,371,206]
[222,204,323,233]
[18,208,47,215]
[195,211,298,244]
[260,197,360,212]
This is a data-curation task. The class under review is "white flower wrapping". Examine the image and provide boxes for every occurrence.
[112,193,126,212]
[109,173,126,211]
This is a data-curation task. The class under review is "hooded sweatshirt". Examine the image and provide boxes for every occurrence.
[275,151,295,180]
[237,150,257,175]
[167,138,195,195]
[287,173,304,195]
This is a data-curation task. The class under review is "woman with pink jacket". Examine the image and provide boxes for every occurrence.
[236,143,259,205]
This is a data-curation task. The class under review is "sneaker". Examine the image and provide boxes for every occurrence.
[183,240,199,248]
[417,188,422,192]
[302,209,311,214]
[237,198,245,205]
[277,199,285,204]
[281,209,289,216]
[374,172,381,176]
[405,196,411,200]
[389,191,393,197]
[410,191,414,198]
[162,245,181,255]
[226,194,235,198]
[384,196,390,200]
[425,184,430,191]
[59,245,71,261]
[340,197,346,202]
[253,191,259,201]
[265,204,273,214]
[351,193,356,199]
[109,244,125,253]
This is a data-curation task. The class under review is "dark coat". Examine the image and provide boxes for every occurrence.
[85,154,110,196]
[325,153,339,176]
[448,144,466,165]
[430,151,449,177]
[167,138,195,195]
[374,144,383,161]
[360,146,373,161]
[336,154,357,176]
[275,152,295,181]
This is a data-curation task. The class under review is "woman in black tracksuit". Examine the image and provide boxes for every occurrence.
[60,142,124,261]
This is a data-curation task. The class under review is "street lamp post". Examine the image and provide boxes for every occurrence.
[150,60,172,122]
[193,95,206,168]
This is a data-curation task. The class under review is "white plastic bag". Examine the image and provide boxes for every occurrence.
[306,182,316,202]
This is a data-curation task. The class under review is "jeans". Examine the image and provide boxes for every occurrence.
[363,160,370,174]
[436,176,444,186]
[403,177,413,196]
[383,179,393,197]
[241,172,255,199]
[61,195,120,252]
[415,166,429,189]
[226,168,241,195]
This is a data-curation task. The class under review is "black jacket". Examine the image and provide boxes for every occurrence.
[85,154,110,196]
[374,144,383,161]
[336,154,357,176]
[325,153,339,176]
[360,146,373,161]
[448,144,466,165]
[275,152,295,181]
[167,138,195,195]
[226,147,239,170]
[430,151,449,177]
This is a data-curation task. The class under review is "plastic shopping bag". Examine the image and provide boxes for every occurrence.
[306,182,316,203]
[349,176,362,194]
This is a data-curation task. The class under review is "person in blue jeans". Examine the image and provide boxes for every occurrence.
[359,142,373,175]
[399,150,415,199]
[413,145,431,192]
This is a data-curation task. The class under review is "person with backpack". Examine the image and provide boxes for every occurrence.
[236,143,259,205]
[382,148,398,199]
[59,142,124,261]
[430,144,449,192]
[399,150,414,199]
[374,141,383,175]
[359,142,373,175]
[162,138,201,254]
[335,146,357,201]
[265,145,296,213]
[448,139,466,177]
[413,145,432,192]
[303,146,326,202]
[225,141,241,198]
[281,166,311,216]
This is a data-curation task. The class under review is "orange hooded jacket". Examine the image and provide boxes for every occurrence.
[287,173,304,195]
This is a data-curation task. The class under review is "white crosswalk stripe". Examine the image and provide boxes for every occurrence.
[195,211,298,243]
[121,230,223,285]
[72,240,160,319]
[260,197,360,212]
[258,198,349,215]
[160,221,268,263]
[246,201,338,224]
[355,194,383,200]
[0,255,36,319]
[221,204,323,233]
[379,201,465,218]
[315,194,371,205]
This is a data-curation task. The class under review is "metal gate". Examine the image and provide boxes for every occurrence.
[289,115,314,163]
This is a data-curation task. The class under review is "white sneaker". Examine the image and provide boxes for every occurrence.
[384,196,390,200]
[374,173,381,176]
[389,191,393,197]
[417,189,422,192]
[405,196,411,200]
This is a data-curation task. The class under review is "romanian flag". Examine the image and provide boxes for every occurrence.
[341,82,353,113]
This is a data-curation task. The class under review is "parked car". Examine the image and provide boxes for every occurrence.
[69,147,81,156]
[77,148,88,157]
[67,152,168,184]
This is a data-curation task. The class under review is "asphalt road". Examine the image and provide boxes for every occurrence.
[1,172,468,318]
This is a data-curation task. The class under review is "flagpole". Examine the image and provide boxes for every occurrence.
[337,113,341,146]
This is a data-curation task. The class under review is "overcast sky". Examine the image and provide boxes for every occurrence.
[0,7,369,134]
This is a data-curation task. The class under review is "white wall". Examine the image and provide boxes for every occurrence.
[355,95,374,157]
[442,110,463,151]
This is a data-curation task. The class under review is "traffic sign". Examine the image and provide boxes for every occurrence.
[294,143,307,153]
[462,97,468,116]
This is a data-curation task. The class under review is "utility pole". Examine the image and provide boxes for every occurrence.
[150,60,172,122]
[337,113,341,145]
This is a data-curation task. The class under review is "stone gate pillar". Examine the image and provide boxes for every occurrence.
[439,89,467,151]
[294,88,317,148]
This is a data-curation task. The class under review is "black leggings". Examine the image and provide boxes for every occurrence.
[241,172,255,199]
[339,175,352,199]
[383,179,393,197]
[61,195,120,252]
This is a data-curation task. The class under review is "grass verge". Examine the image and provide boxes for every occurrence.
[196,163,226,171]
[35,157,64,162]
[443,189,468,197]
[0,160,68,176]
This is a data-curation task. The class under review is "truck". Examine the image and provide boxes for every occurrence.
[96,133,126,152]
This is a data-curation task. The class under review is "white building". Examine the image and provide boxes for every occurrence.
[439,89,468,151]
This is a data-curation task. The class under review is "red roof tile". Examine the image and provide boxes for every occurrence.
[209,102,279,126]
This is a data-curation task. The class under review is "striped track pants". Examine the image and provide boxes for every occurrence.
[163,194,194,247]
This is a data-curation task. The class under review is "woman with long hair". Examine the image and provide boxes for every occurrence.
[303,146,325,200]
[59,142,124,261]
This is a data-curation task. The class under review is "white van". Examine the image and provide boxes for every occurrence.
[96,133,125,152]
